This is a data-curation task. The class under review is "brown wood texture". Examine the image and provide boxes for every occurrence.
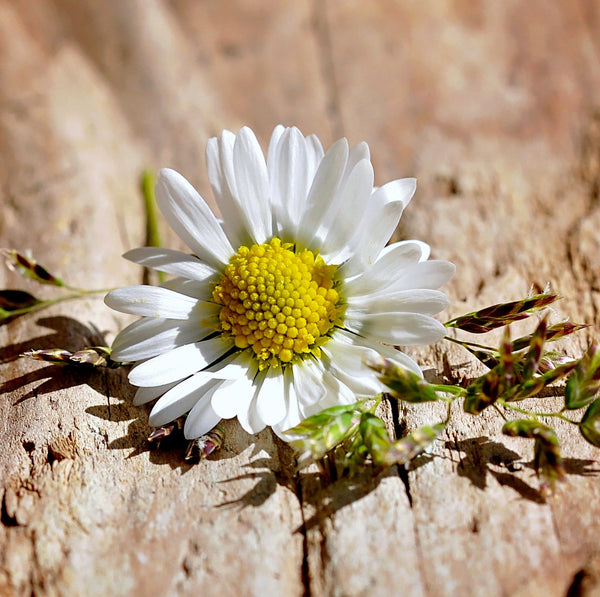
[1,1,600,595]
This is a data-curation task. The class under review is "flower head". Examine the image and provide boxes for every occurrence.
[105,126,455,440]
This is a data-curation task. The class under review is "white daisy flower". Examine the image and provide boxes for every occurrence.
[105,126,455,440]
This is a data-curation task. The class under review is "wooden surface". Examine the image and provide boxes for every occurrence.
[1,1,600,595]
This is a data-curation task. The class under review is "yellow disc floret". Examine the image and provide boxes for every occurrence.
[212,237,342,368]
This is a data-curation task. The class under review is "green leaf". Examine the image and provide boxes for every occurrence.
[580,399,600,448]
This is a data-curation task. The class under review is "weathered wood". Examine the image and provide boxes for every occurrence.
[1,2,600,596]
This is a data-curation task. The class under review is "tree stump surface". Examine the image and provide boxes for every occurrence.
[1,2,600,596]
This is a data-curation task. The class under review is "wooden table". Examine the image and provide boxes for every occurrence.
[1,2,599,595]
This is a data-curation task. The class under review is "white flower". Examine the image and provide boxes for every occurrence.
[105,126,455,440]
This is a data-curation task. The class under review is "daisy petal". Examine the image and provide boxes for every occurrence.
[129,337,233,387]
[385,260,456,293]
[124,247,217,281]
[270,127,310,238]
[344,242,445,296]
[232,127,272,243]
[299,138,348,241]
[149,375,219,427]
[210,377,253,420]
[256,366,286,426]
[345,312,447,346]
[271,368,304,438]
[133,381,180,406]
[320,158,374,260]
[304,133,325,175]
[161,277,213,300]
[111,317,212,362]
[322,337,383,396]
[104,286,198,319]
[344,330,423,377]
[207,131,247,249]
[291,359,326,407]
[342,178,417,274]
[346,288,450,317]
[267,125,286,170]
[184,391,223,439]
[156,168,233,268]
[236,382,266,435]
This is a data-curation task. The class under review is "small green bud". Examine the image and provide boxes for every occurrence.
[386,423,446,465]
[565,343,600,410]
[359,413,392,467]
[367,356,440,403]
[185,425,225,461]
[285,400,371,468]
[444,293,558,333]
[579,399,600,448]
[3,249,65,287]
[22,346,117,368]
[502,419,565,494]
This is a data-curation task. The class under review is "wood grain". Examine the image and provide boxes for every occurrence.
[1,2,600,596]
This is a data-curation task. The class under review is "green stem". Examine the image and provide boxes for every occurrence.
[444,335,497,353]
[1,287,117,321]
[499,401,579,424]
[430,384,465,397]
[141,169,166,285]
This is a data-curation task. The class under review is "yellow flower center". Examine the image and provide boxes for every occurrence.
[212,237,342,367]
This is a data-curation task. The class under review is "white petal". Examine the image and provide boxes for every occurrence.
[344,242,443,296]
[133,381,180,406]
[320,158,374,260]
[123,247,217,281]
[129,337,233,386]
[291,359,326,407]
[104,286,198,319]
[342,179,417,275]
[319,372,360,407]
[322,338,383,396]
[304,134,325,175]
[373,177,416,212]
[271,368,304,438]
[207,131,248,249]
[161,277,214,301]
[111,316,212,362]
[270,127,310,238]
[346,289,449,317]
[267,125,286,170]
[344,142,370,181]
[344,312,447,346]
[149,375,220,427]
[345,330,423,377]
[184,392,223,439]
[235,381,265,435]
[156,168,233,268]
[206,351,258,380]
[256,366,286,426]
[298,138,348,242]
[210,375,254,420]
[384,261,456,293]
[232,127,272,243]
